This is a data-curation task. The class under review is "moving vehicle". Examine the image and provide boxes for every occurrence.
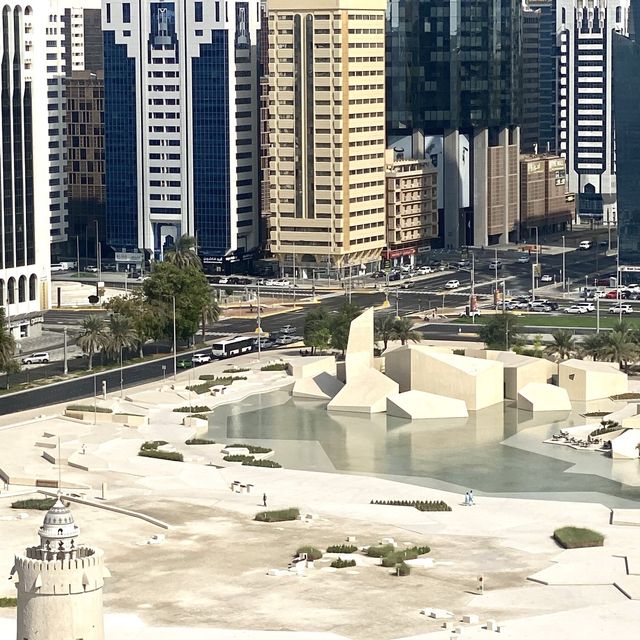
[489,260,503,270]
[177,359,193,369]
[529,301,552,313]
[564,305,589,314]
[576,302,595,312]
[416,266,432,275]
[22,352,50,364]
[540,274,553,283]
[51,262,75,272]
[609,304,633,314]
[191,353,212,365]
[211,336,255,358]
[444,279,460,289]
[578,240,592,250]
[86,265,99,273]
[280,325,295,334]
[516,255,530,264]
[605,289,629,300]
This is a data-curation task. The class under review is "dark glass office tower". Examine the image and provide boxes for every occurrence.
[614,2,640,266]
[386,0,522,248]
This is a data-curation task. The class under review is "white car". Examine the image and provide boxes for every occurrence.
[191,353,212,365]
[610,304,633,314]
[444,279,460,289]
[85,265,98,273]
[280,324,295,334]
[516,255,530,263]
[564,305,588,314]
[416,266,432,275]
[576,302,595,312]
[579,240,592,250]
[540,274,553,283]
[22,352,50,364]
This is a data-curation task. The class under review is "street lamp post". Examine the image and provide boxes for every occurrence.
[63,327,68,375]
[562,235,566,292]
[119,347,124,398]
[93,373,97,425]
[75,236,80,277]
[256,280,262,361]
[172,295,177,381]
[94,220,102,282]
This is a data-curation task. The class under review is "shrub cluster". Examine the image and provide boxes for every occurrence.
[198,375,248,382]
[331,558,356,569]
[138,449,183,462]
[0,597,17,607]
[223,367,250,373]
[370,499,452,512]
[173,405,211,413]
[67,404,112,413]
[366,544,395,558]
[380,546,430,567]
[590,419,623,438]
[295,546,323,561]
[187,413,209,420]
[326,544,358,554]
[11,498,56,511]
[254,507,299,522]
[223,454,254,463]
[140,440,168,451]
[187,375,248,394]
[610,392,640,400]
[260,362,288,371]
[396,562,411,577]
[242,458,281,468]
[227,443,272,454]
[553,526,604,549]
[185,438,216,445]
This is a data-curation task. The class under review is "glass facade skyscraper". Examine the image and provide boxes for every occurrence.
[102,0,260,270]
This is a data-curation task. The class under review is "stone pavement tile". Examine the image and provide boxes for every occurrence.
[528,550,627,586]
[611,508,640,526]
[614,575,640,599]
[624,552,640,575]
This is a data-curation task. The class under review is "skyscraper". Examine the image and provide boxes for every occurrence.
[386,0,522,248]
[102,0,261,271]
[267,0,387,278]
[555,0,629,225]
[521,4,541,153]
[0,1,51,337]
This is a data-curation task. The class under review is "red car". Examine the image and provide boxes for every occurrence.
[605,289,629,299]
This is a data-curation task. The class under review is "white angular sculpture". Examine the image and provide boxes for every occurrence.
[386,390,468,420]
[384,345,503,410]
[328,368,398,414]
[292,372,344,400]
[558,359,628,401]
[344,307,374,381]
[611,429,640,459]
[517,382,572,412]
[287,355,337,380]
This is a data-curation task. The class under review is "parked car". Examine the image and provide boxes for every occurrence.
[605,289,629,299]
[416,266,432,275]
[191,353,212,365]
[280,324,295,334]
[389,272,401,282]
[529,302,552,313]
[444,279,460,289]
[516,255,530,263]
[564,305,589,314]
[85,265,98,273]
[610,304,633,314]
[540,274,553,283]
[22,352,50,365]
[576,302,595,312]
[578,240,592,250]
[489,260,503,270]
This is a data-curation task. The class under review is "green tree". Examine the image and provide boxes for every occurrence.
[2,359,20,389]
[303,307,331,354]
[200,293,220,338]
[478,313,522,351]
[545,330,576,360]
[104,314,137,360]
[76,315,106,371]
[600,329,638,372]
[163,234,201,269]
[330,303,362,354]
[580,333,606,361]
[142,262,211,342]
[0,309,15,369]
[391,317,421,346]
[374,315,396,353]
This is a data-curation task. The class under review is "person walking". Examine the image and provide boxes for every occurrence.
[263,493,267,508]
[464,491,470,506]
[469,490,475,506]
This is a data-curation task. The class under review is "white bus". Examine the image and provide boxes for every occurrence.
[211,336,255,359]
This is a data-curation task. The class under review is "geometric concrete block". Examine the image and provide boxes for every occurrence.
[292,372,344,400]
[611,428,640,459]
[558,359,628,401]
[287,355,337,380]
[384,345,503,410]
[386,390,468,420]
[327,368,398,414]
[345,307,375,382]
[517,383,572,412]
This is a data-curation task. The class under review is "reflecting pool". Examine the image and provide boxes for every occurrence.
[206,389,640,506]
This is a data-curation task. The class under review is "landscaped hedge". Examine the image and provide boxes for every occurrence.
[223,367,250,373]
[140,440,168,451]
[395,562,411,576]
[296,546,323,561]
[610,392,640,400]
[370,499,452,512]
[67,404,113,413]
[185,438,216,445]
[380,546,430,567]
[188,376,248,393]
[242,458,281,468]
[173,405,211,413]
[331,558,356,569]
[11,498,56,511]
[223,454,254,463]
[553,526,604,549]
[0,597,17,607]
[254,507,299,522]
[187,413,209,420]
[366,544,395,558]
[260,362,288,371]
[326,544,358,554]
[138,449,183,462]
[227,443,272,454]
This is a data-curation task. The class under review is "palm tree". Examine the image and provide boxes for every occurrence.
[600,329,638,372]
[0,309,15,369]
[580,333,606,361]
[104,314,137,359]
[374,315,396,352]
[544,330,576,360]
[200,294,220,338]
[391,317,421,346]
[76,315,106,371]
[164,234,201,269]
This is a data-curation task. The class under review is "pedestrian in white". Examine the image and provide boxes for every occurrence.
[464,491,470,506]
[469,490,475,506]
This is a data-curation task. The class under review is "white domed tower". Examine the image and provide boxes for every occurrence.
[11,496,108,640]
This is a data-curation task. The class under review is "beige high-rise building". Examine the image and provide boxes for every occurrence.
[267,0,387,278]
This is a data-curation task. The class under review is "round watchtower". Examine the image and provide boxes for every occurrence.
[11,496,107,640]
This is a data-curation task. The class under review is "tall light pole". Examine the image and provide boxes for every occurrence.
[63,327,68,375]
[119,347,124,398]
[494,248,498,308]
[172,295,177,381]
[75,236,80,277]
[256,280,262,361]
[562,235,566,292]
[94,220,101,281]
